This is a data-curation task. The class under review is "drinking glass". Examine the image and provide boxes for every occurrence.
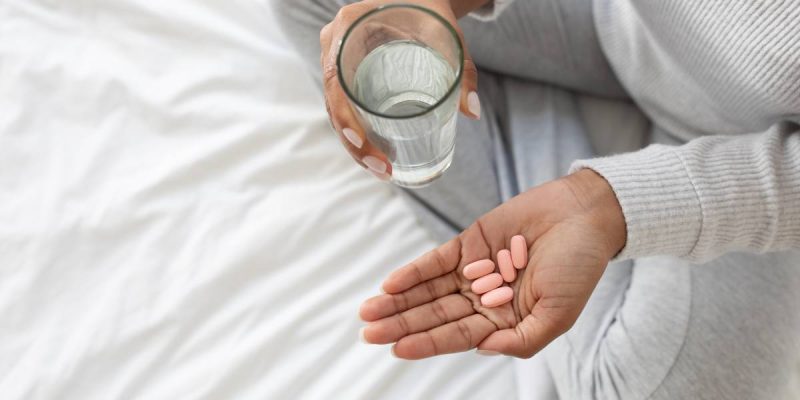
[337,4,464,188]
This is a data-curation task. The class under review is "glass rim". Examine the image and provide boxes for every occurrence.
[336,4,465,120]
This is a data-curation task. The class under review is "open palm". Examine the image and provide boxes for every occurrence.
[359,171,625,359]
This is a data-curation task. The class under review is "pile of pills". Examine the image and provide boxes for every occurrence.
[462,235,528,307]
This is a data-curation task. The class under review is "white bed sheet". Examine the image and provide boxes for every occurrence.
[0,1,515,398]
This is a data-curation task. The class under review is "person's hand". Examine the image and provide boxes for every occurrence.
[319,0,485,180]
[359,169,627,359]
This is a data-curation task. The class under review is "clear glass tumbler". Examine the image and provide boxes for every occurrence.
[337,4,464,188]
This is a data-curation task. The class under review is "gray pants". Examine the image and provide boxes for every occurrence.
[271,0,800,398]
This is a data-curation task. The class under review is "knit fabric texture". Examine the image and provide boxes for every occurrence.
[480,0,800,262]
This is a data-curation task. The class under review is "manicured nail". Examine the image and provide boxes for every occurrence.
[467,91,481,119]
[342,128,363,149]
[476,349,499,356]
[370,170,390,181]
[362,156,387,174]
[358,327,368,343]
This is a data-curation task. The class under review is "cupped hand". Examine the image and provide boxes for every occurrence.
[359,170,627,359]
[319,0,482,180]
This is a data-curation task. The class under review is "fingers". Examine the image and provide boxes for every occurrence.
[362,294,474,344]
[319,7,392,179]
[392,314,497,360]
[382,236,462,294]
[476,310,571,358]
[458,39,480,120]
[360,272,460,321]
[322,69,393,178]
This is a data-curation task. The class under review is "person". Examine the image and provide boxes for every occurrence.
[271,0,800,398]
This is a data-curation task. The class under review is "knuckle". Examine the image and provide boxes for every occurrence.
[425,331,440,355]
[429,299,449,324]
[455,320,473,346]
[411,262,426,285]
[431,247,449,270]
[319,23,331,43]
[464,57,477,69]
[335,4,361,21]
[334,6,351,21]
[392,293,409,314]
[395,314,412,336]
[423,280,438,300]
[517,324,536,353]
[322,62,339,87]
[463,58,478,76]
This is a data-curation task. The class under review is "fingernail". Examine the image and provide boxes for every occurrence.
[476,349,499,356]
[358,327,368,344]
[369,170,390,181]
[362,156,387,174]
[342,128,363,149]
[467,91,481,120]
[390,345,399,358]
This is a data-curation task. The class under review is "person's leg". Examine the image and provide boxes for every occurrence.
[545,252,800,400]
[460,0,627,99]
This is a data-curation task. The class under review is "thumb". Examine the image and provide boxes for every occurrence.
[458,45,480,120]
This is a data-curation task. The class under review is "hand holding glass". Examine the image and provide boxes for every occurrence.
[337,5,464,188]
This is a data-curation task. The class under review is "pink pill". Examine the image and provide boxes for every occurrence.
[471,273,503,294]
[481,286,514,307]
[511,235,528,269]
[462,259,495,280]
[497,249,516,282]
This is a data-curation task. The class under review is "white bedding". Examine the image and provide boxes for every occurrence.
[0,1,515,398]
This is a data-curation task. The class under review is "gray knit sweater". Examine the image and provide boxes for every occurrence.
[478,0,800,262]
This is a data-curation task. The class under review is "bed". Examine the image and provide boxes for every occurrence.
[0,1,522,398]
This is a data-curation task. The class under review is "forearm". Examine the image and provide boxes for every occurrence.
[570,123,800,262]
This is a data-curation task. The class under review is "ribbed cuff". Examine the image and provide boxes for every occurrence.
[569,145,703,261]
[468,0,513,21]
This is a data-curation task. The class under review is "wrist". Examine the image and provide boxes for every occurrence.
[446,0,492,19]
[564,169,627,259]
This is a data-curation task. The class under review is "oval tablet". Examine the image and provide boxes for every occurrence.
[462,259,495,280]
[511,235,528,269]
[497,249,516,282]
[481,286,514,307]
[471,273,503,294]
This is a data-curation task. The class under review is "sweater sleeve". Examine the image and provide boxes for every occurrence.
[569,123,800,263]
[468,0,515,21]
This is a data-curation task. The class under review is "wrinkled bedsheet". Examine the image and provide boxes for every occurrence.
[0,1,515,398]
